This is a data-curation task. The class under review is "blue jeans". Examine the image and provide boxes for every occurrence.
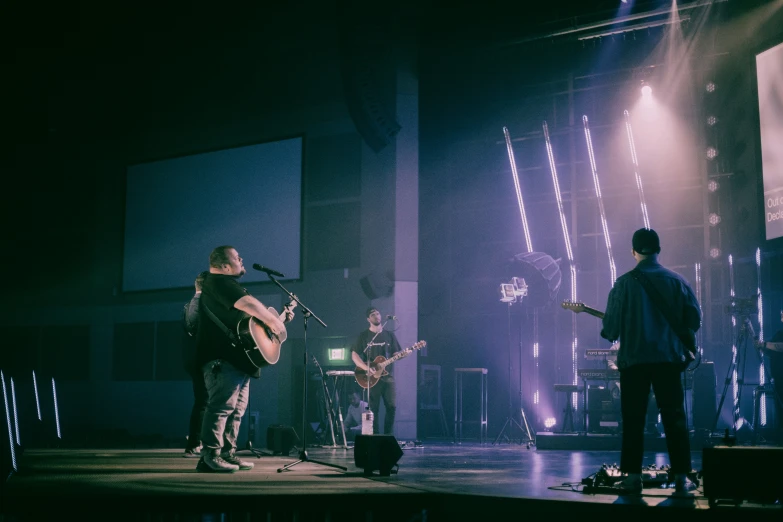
[199,360,251,456]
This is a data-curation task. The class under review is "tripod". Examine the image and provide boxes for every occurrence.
[273,279,346,473]
[493,303,534,446]
[712,315,756,437]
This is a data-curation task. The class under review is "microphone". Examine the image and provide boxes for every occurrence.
[252,263,285,278]
[386,315,397,320]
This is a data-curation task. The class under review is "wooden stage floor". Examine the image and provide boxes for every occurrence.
[2,441,781,521]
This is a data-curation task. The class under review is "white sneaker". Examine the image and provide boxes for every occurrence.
[673,477,698,496]
[221,451,254,470]
[196,455,240,473]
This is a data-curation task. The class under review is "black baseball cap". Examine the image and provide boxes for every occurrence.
[366,307,379,317]
[632,228,661,255]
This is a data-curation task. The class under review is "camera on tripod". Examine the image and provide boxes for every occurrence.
[725,295,758,317]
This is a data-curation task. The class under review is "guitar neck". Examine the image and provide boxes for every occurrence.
[378,348,413,369]
[583,307,605,319]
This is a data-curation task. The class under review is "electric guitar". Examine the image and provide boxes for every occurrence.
[560,300,605,319]
[236,300,297,370]
[355,341,427,389]
[561,300,698,368]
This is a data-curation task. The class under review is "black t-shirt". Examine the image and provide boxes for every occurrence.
[195,273,256,376]
[351,329,402,381]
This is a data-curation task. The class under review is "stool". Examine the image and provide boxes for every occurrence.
[454,368,488,444]
[553,384,583,433]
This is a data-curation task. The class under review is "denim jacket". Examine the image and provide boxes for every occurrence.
[601,258,701,370]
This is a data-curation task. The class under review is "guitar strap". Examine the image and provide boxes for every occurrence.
[201,302,240,347]
[630,268,696,358]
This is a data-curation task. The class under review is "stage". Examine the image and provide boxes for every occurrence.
[3,441,782,521]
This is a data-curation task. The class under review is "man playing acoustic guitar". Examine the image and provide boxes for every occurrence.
[351,307,402,435]
[601,228,701,495]
[195,246,295,473]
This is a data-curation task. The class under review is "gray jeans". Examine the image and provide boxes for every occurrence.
[199,359,251,456]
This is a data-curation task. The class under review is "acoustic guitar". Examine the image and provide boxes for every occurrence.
[236,300,297,370]
[355,341,427,389]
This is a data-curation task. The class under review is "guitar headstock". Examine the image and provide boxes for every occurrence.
[411,340,427,351]
[561,300,587,314]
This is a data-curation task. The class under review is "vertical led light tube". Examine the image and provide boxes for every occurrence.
[52,378,61,439]
[624,110,651,229]
[756,248,766,426]
[503,127,533,253]
[729,255,740,429]
[32,370,41,421]
[503,127,539,410]
[695,263,703,358]
[11,378,19,445]
[583,116,617,285]
[543,121,578,404]
[1,371,17,472]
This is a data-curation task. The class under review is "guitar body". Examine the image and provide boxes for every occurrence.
[354,341,427,389]
[236,306,290,370]
[354,356,390,389]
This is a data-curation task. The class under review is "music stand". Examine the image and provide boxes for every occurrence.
[271,275,346,473]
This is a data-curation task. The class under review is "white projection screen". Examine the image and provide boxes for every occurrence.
[122,137,303,292]
[756,41,783,241]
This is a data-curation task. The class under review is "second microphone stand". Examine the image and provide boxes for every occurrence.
[272,276,346,473]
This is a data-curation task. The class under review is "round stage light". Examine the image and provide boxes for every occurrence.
[707,116,718,126]
[706,82,716,93]
[706,147,718,160]
[708,213,721,226]
[709,247,721,259]
[641,85,652,97]
[707,180,720,192]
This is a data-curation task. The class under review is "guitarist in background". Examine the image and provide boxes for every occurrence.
[601,228,701,495]
[195,246,294,473]
[182,270,211,457]
[351,307,402,435]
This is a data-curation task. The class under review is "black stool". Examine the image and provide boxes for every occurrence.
[553,384,582,433]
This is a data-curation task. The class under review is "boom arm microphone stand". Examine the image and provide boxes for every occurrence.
[268,274,346,473]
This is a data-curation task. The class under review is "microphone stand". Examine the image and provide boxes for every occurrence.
[269,275,346,473]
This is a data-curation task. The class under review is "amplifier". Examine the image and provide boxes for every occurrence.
[702,445,783,505]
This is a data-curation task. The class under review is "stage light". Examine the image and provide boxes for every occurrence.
[624,110,651,229]
[32,371,41,421]
[544,417,556,429]
[2,371,17,473]
[757,248,766,426]
[583,115,617,286]
[707,180,720,192]
[52,378,61,439]
[709,247,721,259]
[498,276,529,304]
[706,82,716,93]
[708,213,721,226]
[641,85,652,98]
[706,147,718,160]
[707,116,718,126]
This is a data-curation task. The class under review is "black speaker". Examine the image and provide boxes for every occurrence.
[359,270,394,300]
[703,445,783,504]
[354,434,403,476]
[692,362,717,431]
[266,425,299,456]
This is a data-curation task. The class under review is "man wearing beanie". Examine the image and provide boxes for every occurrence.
[351,307,402,435]
[601,228,701,495]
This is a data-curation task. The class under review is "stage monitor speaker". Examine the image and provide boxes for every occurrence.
[266,425,299,456]
[692,362,717,431]
[354,434,403,476]
[359,270,394,300]
[702,445,783,505]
